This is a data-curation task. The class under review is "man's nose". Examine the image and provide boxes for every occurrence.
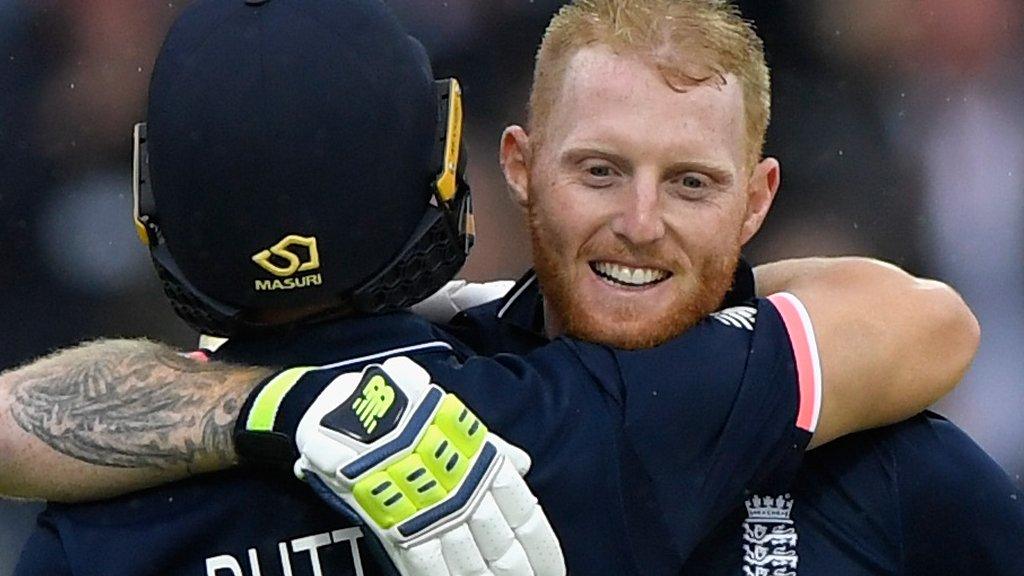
[610,176,665,245]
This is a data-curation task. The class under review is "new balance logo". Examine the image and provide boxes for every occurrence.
[353,374,396,434]
[711,306,756,330]
[322,366,408,444]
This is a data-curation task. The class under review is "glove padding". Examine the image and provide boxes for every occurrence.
[282,356,565,576]
[408,280,515,324]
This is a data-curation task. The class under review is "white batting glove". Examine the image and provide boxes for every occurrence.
[408,280,515,323]
[289,356,565,576]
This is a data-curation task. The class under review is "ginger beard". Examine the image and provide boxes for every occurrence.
[527,192,742,350]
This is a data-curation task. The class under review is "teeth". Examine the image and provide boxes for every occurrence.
[593,262,669,286]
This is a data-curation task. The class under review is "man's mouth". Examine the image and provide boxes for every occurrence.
[590,261,672,288]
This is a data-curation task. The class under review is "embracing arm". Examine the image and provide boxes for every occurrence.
[0,339,270,502]
[754,257,980,448]
[0,280,509,504]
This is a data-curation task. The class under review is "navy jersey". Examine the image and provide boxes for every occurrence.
[455,270,1024,575]
[16,283,816,575]
[682,412,1024,575]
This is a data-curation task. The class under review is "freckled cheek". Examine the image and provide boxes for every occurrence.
[661,211,713,261]
[547,189,609,254]
[533,204,584,264]
[667,201,742,245]
[689,225,734,264]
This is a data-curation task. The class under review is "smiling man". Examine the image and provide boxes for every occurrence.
[494,3,1023,572]
[0,0,1007,575]
[503,38,771,349]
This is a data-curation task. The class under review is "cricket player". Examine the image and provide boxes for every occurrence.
[0,0,991,574]
[471,2,1024,571]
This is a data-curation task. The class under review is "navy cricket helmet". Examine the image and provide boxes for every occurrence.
[132,0,473,337]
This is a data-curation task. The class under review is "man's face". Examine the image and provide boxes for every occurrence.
[502,45,779,348]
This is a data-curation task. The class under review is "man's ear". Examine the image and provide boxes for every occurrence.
[740,157,780,245]
[500,125,531,210]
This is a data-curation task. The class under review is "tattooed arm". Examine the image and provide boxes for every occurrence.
[0,339,271,502]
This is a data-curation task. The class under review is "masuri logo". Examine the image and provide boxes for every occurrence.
[251,235,322,292]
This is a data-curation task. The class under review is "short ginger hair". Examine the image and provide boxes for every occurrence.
[528,0,771,168]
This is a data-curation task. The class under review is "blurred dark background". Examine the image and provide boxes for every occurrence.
[1,1,1022,570]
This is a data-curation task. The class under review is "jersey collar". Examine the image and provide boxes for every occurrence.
[216,311,452,366]
[493,269,546,337]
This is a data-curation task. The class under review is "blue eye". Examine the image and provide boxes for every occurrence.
[581,162,618,188]
[668,173,715,201]
[682,175,704,188]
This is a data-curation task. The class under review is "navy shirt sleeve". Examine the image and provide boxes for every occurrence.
[435,296,817,566]
[14,509,72,576]
[893,414,1024,575]
[592,296,816,559]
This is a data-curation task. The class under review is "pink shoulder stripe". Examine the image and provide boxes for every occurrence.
[184,350,210,363]
[767,292,822,433]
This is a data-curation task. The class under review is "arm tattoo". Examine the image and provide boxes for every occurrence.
[5,340,270,471]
